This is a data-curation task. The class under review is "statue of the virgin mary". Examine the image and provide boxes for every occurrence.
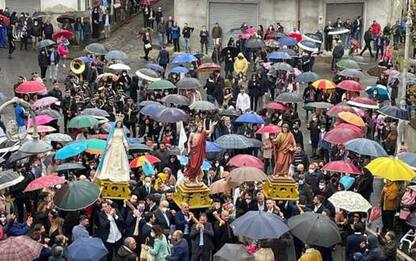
[95,116,130,182]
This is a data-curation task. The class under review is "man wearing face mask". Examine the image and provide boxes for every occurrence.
[305,163,324,195]
[298,174,313,209]
[292,124,304,149]
[133,176,155,200]
[154,200,173,234]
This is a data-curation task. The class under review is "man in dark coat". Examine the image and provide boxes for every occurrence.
[167,230,189,261]
[38,49,49,79]
[42,19,54,40]
[355,169,374,201]
[190,213,214,261]
[157,46,170,76]
[324,21,333,51]
[331,40,344,71]
[360,27,374,57]
[153,200,173,234]
[213,210,235,251]
[345,223,367,261]
[116,237,138,261]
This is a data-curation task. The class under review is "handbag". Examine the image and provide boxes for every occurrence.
[140,239,154,261]
[144,43,152,50]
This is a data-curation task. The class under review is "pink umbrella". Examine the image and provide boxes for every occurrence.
[27,115,55,127]
[32,96,59,109]
[293,68,302,76]
[322,160,361,174]
[228,154,264,169]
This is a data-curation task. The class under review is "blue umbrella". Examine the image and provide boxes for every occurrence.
[172,53,198,64]
[66,237,108,261]
[397,152,416,169]
[105,50,127,60]
[231,211,289,240]
[296,71,320,83]
[340,175,355,190]
[267,51,292,61]
[344,138,388,157]
[152,107,189,123]
[378,105,411,121]
[146,63,165,72]
[215,134,252,149]
[235,113,265,124]
[139,100,160,107]
[140,103,166,117]
[365,84,390,100]
[170,66,189,74]
[206,141,223,153]
[77,56,94,64]
[278,36,297,46]
[55,142,87,160]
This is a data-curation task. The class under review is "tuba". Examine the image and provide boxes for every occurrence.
[70,58,85,82]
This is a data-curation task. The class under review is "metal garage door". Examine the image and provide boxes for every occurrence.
[6,0,41,14]
[209,2,258,40]
[326,3,364,24]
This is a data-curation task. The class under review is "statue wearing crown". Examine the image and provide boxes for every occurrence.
[95,113,131,198]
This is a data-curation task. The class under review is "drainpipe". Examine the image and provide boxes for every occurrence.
[297,0,301,30]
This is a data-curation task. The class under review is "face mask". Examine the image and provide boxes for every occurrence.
[319,184,325,190]
[312,118,317,121]
[150,232,155,237]
[308,169,314,173]
[298,180,304,185]
[161,207,167,212]
[215,163,219,167]
[320,129,325,133]
[145,182,151,187]
[245,199,251,204]
[0,216,6,224]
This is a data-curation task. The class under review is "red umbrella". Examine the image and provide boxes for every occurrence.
[15,81,46,94]
[266,102,288,111]
[0,15,10,26]
[24,175,66,192]
[53,29,74,40]
[326,102,355,117]
[288,32,302,42]
[347,96,379,109]
[335,123,364,134]
[256,124,281,134]
[0,236,43,261]
[196,63,221,73]
[322,160,361,174]
[228,154,264,169]
[324,125,364,144]
[336,80,364,92]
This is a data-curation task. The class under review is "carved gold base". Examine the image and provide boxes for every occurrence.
[173,183,212,209]
[262,176,299,201]
[96,179,131,200]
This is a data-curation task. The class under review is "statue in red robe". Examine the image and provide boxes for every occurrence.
[273,124,296,177]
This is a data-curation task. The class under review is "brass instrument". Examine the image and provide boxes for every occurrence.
[70,58,85,83]
[124,200,141,236]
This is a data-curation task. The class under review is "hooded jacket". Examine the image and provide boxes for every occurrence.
[234,53,249,75]
[364,235,381,261]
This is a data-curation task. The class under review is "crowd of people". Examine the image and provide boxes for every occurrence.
[0,2,416,261]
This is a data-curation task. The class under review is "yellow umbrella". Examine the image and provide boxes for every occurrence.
[338,111,365,127]
[366,157,416,181]
[312,79,336,90]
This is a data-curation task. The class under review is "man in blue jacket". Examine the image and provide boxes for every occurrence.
[167,230,189,261]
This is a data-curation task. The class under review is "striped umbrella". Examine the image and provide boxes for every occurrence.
[215,134,252,149]
[312,79,336,90]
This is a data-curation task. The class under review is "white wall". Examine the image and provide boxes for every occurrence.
[41,0,78,12]
[0,0,5,10]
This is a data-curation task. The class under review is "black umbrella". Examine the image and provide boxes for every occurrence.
[288,212,341,247]
[221,46,238,58]
[220,108,240,117]
[129,143,153,153]
[0,170,24,190]
[55,163,86,173]
[275,92,303,103]
[245,38,265,49]
[57,15,75,24]
[214,244,255,261]
[378,105,411,121]
[85,43,108,55]
[160,94,191,106]
[7,151,32,164]
[176,77,202,90]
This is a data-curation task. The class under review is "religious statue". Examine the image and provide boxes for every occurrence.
[273,123,296,177]
[184,122,217,184]
[95,115,130,182]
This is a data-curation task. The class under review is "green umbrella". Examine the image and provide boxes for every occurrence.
[68,115,99,129]
[84,139,107,154]
[336,59,360,70]
[148,80,176,90]
[53,180,100,211]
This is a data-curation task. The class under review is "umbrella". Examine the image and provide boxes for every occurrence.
[275,92,303,103]
[32,96,59,109]
[68,115,99,128]
[0,236,43,261]
[338,69,365,80]
[266,102,289,111]
[96,73,119,82]
[27,114,55,127]
[66,237,108,261]
[336,123,364,135]
[267,51,292,61]
[296,72,320,83]
[397,152,416,170]
[206,141,223,153]
[84,139,106,155]
[57,14,75,23]
[328,27,350,35]
[105,50,127,60]
[231,211,289,240]
[37,109,63,119]
[328,191,372,213]
[170,66,189,74]
[322,160,361,174]
[304,101,334,110]
[256,124,281,134]
[338,111,365,127]
[55,142,87,160]
[0,14,10,26]
[27,125,56,133]
[235,113,264,124]
[78,56,94,64]
[288,32,302,42]
[227,167,267,184]
[344,138,388,157]
[271,62,293,72]
[55,163,86,172]
[245,38,265,49]
[303,33,322,43]
[312,79,336,90]
[248,138,262,148]
[366,84,390,99]
[160,94,190,106]
[278,36,297,46]
[228,154,264,169]
[297,40,318,52]
[326,103,355,117]
[215,134,252,149]
[324,126,364,144]
[340,175,356,190]
[196,63,222,73]
[189,101,217,111]
[80,108,110,117]
[337,80,364,92]
[130,155,160,168]
[146,63,165,72]
[148,80,176,90]
[152,107,189,123]
[53,29,73,40]
[288,212,341,247]
[24,175,66,192]
[0,170,24,190]
[53,180,100,211]
[280,48,297,57]
[129,143,153,153]
[378,105,411,121]
[44,133,73,143]
[221,46,239,58]
[172,53,198,63]
[15,81,46,94]
[7,151,32,164]
[210,179,234,194]
[264,39,280,48]
[220,108,240,117]
[136,68,161,82]
[176,77,202,90]
[366,157,416,181]
[37,39,56,49]
[109,63,131,71]
[347,97,379,109]
[85,43,108,55]
[140,103,166,117]
[337,59,360,70]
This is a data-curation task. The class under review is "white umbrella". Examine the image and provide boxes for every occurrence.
[32,96,59,109]
[44,133,73,143]
[328,191,371,213]
[328,28,350,35]
[109,63,131,71]
[135,69,161,82]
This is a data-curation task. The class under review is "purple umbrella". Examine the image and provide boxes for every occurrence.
[140,103,166,117]
[152,107,189,123]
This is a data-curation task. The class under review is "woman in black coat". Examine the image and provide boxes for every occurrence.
[129,75,139,103]
[38,49,49,79]
[248,74,261,111]
[91,7,100,38]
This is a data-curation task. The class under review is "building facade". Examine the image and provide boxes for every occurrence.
[0,0,91,14]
